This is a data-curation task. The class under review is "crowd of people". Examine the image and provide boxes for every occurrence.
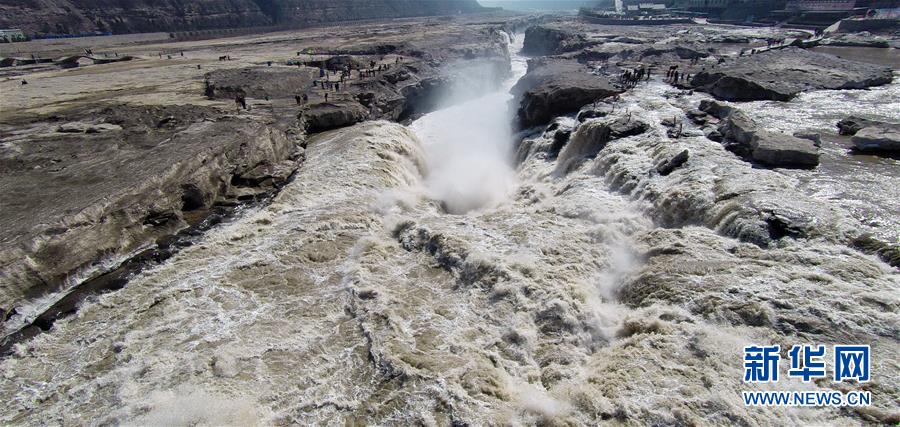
[226,54,405,111]
[619,66,650,87]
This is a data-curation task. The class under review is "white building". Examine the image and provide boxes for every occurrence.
[0,29,26,43]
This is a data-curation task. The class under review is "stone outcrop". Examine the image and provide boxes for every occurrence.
[698,99,734,119]
[0,105,302,315]
[204,67,318,100]
[691,47,893,101]
[837,116,889,136]
[555,113,648,173]
[819,34,891,48]
[656,149,689,176]
[717,108,819,168]
[837,116,900,153]
[203,35,509,125]
[302,101,369,133]
[852,125,900,152]
[522,25,588,55]
[512,59,620,128]
[0,0,486,36]
[749,131,820,168]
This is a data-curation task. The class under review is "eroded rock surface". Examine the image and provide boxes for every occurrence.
[302,101,368,132]
[716,107,819,168]
[0,105,301,315]
[512,59,620,128]
[522,24,587,55]
[852,124,900,152]
[692,47,893,101]
[0,14,514,342]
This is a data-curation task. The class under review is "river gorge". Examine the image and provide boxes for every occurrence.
[1,11,898,426]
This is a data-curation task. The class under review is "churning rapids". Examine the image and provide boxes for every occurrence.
[1,34,898,425]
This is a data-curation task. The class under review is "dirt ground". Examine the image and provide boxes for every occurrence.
[0,13,520,119]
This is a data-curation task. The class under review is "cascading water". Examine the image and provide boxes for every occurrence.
[1,29,897,427]
[410,32,527,214]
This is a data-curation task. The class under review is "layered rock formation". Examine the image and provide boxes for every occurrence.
[0,106,303,329]
[511,58,620,128]
[691,47,893,101]
[0,0,486,35]
[701,100,820,168]
[521,24,587,55]
[0,15,511,350]
[852,125,900,153]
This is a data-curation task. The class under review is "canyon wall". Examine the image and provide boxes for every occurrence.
[0,0,486,35]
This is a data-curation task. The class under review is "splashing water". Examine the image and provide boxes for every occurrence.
[410,33,527,214]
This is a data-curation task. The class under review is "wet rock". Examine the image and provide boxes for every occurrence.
[302,101,368,133]
[656,149,690,176]
[749,131,820,169]
[852,125,900,153]
[536,300,578,333]
[685,109,708,124]
[717,110,758,147]
[356,289,378,300]
[233,160,298,188]
[548,123,574,157]
[556,114,648,173]
[697,99,733,119]
[691,47,893,101]
[556,119,611,169]
[837,116,882,136]
[576,102,614,122]
[792,131,821,147]
[512,59,620,128]
[851,234,900,268]
[613,36,646,44]
[716,109,819,168]
[607,115,649,139]
[704,128,723,142]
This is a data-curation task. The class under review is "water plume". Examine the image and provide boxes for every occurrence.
[410,32,526,214]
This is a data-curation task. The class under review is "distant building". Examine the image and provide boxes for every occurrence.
[772,0,898,23]
[0,29,26,43]
[672,0,783,20]
[785,0,856,10]
[621,0,669,14]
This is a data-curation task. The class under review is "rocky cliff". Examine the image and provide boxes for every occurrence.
[0,0,486,35]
